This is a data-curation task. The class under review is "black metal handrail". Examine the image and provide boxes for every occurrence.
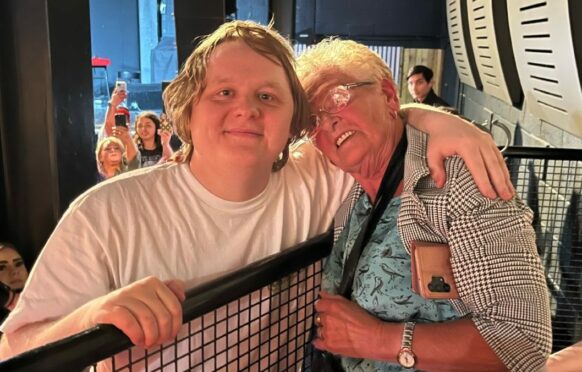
[502,146,582,160]
[0,231,333,372]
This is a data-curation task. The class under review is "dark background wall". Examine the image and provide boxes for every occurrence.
[0,0,95,265]
[296,0,447,48]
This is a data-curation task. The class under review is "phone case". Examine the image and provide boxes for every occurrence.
[410,241,459,299]
[114,114,128,127]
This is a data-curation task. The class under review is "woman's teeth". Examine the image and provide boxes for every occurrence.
[336,131,355,147]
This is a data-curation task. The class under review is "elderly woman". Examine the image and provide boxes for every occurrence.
[297,39,551,371]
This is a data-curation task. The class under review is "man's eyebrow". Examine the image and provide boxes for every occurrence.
[0,260,7,264]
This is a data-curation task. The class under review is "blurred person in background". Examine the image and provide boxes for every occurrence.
[0,243,29,324]
[95,136,139,181]
[407,65,451,108]
[133,111,174,167]
[99,87,140,166]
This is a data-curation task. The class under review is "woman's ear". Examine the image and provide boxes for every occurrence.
[380,78,400,111]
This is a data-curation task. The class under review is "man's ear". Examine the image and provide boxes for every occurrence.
[380,78,400,111]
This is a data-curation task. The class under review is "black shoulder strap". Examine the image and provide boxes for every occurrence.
[337,132,407,298]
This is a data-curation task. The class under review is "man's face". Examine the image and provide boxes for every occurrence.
[188,40,294,172]
[407,73,432,102]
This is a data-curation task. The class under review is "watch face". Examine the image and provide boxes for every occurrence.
[398,348,416,369]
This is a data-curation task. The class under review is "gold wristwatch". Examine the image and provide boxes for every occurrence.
[397,321,417,369]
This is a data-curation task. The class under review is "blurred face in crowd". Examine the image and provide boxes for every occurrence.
[0,247,28,291]
[136,117,157,142]
[407,73,432,102]
[99,141,123,165]
[188,40,293,172]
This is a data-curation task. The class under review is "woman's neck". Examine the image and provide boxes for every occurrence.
[142,138,156,150]
[352,120,405,202]
[102,162,120,178]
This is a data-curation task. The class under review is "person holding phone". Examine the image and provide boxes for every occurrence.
[132,111,174,167]
[98,84,139,168]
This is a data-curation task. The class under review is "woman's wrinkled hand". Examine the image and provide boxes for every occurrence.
[313,291,393,360]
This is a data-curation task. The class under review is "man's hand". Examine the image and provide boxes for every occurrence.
[86,277,185,348]
[403,105,514,200]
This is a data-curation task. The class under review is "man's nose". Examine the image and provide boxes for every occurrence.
[234,95,260,118]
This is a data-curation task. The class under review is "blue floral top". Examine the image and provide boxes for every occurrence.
[322,195,460,371]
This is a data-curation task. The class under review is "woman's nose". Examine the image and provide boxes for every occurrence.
[318,112,339,132]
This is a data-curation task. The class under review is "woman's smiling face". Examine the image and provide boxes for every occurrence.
[311,75,401,176]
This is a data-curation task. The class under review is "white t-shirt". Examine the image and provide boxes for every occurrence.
[1,142,353,369]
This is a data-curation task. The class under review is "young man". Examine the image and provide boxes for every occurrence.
[407,65,451,108]
[0,21,512,369]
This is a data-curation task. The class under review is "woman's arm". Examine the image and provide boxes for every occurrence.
[112,125,139,165]
[314,292,505,371]
[103,89,127,137]
[401,104,514,201]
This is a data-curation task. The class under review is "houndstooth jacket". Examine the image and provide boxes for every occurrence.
[333,126,552,371]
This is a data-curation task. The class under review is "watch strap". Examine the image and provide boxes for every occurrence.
[401,321,415,349]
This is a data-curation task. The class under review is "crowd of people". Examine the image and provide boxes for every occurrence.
[0,19,578,372]
[94,87,176,181]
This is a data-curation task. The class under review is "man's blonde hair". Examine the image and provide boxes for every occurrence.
[163,20,310,171]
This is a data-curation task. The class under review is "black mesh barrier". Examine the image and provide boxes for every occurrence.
[504,147,582,353]
[0,231,331,371]
[1,147,582,371]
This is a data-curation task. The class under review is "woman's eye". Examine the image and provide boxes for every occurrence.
[0,265,6,271]
[15,261,24,268]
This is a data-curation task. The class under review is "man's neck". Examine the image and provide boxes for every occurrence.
[188,156,272,202]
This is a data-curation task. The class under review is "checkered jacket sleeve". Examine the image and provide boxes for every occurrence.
[398,127,552,371]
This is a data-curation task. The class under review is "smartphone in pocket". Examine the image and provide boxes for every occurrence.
[410,241,459,299]
[114,113,128,128]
